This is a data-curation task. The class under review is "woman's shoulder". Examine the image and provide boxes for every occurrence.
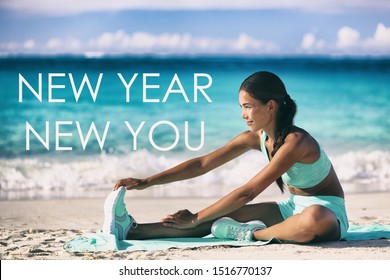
[229,130,261,150]
[285,127,321,159]
[286,126,312,143]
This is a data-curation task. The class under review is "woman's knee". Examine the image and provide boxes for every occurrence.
[297,205,340,242]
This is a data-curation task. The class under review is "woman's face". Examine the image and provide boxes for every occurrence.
[239,90,273,132]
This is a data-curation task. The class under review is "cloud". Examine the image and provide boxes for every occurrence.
[336,26,360,48]
[0,30,279,55]
[365,23,390,49]
[91,31,279,54]
[336,23,390,54]
[92,31,193,52]
[301,33,326,52]
[23,39,35,49]
[300,23,390,55]
[1,0,390,15]
[2,24,389,56]
[46,38,63,50]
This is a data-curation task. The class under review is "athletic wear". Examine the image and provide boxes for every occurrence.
[260,132,332,189]
[277,194,349,239]
[260,131,349,239]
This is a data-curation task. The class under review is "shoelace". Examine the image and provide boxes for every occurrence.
[227,225,249,241]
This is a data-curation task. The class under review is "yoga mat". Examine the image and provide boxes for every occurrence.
[343,224,390,241]
[64,233,278,252]
[64,224,390,252]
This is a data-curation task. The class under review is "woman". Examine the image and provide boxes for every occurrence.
[103,71,349,243]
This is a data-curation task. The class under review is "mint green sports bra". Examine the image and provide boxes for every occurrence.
[260,132,332,189]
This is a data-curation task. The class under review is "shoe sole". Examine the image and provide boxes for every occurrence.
[103,187,125,235]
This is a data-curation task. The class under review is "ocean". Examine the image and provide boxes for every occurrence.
[0,56,389,200]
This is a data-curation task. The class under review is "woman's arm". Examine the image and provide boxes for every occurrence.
[162,132,307,228]
[114,130,260,190]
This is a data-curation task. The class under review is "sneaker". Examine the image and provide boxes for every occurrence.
[102,186,137,240]
[211,217,266,241]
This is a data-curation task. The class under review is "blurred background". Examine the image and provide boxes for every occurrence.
[0,1,389,200]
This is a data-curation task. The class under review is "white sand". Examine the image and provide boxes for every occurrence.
[0,192,389,260]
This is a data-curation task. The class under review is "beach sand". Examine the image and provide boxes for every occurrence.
[0,192,389,260]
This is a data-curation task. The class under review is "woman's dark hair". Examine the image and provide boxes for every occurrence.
[240,71,297,193]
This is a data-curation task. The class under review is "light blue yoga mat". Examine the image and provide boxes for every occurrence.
[343,224,390,241]
[64,224,390,252]
[64,233,278,252]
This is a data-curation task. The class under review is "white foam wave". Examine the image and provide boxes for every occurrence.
[330,150,390,192]
[1,149,389,200]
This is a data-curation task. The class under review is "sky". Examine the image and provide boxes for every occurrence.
[0,0,390,56]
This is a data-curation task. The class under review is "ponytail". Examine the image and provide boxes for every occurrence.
[271,94,297,193]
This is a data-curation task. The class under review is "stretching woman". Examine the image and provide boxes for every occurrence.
[102,71,349,243]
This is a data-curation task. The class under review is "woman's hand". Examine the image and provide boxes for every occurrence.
[161,209,198,229]
[113,178,150,191]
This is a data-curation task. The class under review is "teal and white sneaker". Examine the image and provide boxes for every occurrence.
[211,217,266,241]
[102,186,137,240]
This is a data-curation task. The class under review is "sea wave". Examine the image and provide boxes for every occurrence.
[0,149,389,200]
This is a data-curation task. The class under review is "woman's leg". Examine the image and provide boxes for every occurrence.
[252,204,341,243]
[127,201,283,240]
[127,221,213,240]
[126,199,339,243]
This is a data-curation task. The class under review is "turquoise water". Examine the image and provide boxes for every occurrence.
[1,56,389,199]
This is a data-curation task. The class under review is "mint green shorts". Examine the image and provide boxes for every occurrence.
[277,194,349,239]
